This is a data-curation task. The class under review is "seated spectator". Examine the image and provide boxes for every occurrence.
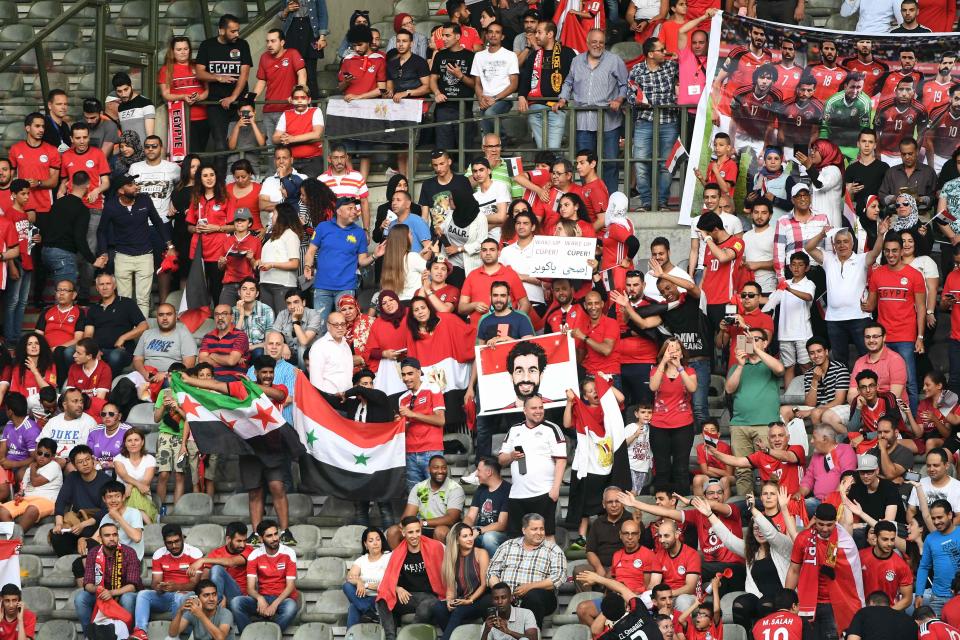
[232,278,274,358]
[84,273,148,376]
[916,369,957,452]
[112,428,158,524]
[576,486,631,575]
[858,521,913,611]
[66,338,112,414]
[188,521,252,605]
[692,421,733,500]
[50,444,111,556]
[247,331,297,424]
[462,456,511,557]
[0,584,34,640]
[0,437,60,533]
[74,522,141,638]
[229,520,299,632]
[132,524,203,640]
[847,322,907,408]
[430,523,491,640]
[33,388,58,429]
[131,303,199,391]
[866,417,914,485]
[844,370,916,454]
[574,573,663,640]
[652,519,701,612]
[846,590,917,640]
[40,388,97,464]
[0,393,41,499]
[199,304,250,381]
[387,455,464,549]
[780,338,850,427]
[575,518,664,628]
[677,577,723,640]
[344,527,391,628]
[0,333,56,409]
[86,403,129,471]
[35,280,87,385]
[797,425,857,515]
[91,480,145,562]
[629,486,696,553]
[169,579,236,640]
[487,513,566,628]
[909,449,960,522]
[376,517,445,640]
[846,454,904,546]
[480,582,538,640]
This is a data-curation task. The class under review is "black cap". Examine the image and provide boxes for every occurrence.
[335,196,360,208]
[400,357,422,371]
[115,174,138,188]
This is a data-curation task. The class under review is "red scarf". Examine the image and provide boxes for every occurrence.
[376,536,446,609]
[794,525,863,633]
[92,545,133,630]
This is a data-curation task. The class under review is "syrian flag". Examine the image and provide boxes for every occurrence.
[0,540,20,587]
[505,157,525,178]
[167,374,305,464]
[325,97,423,145]
[293,371,407,500]
[178,235,210,333]
[665,139,687,174]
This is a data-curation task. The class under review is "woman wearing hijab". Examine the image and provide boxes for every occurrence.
[337,10,370,59]
[797,139,844,228]
[435,183,488,287]
[857,193,881,253]
[891,192,933,256]
[386,13,429,59]
[366,290,409,376]
[112,131,145,191]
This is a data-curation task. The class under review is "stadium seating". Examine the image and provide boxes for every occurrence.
[19,554,43,586]
[39,554,81,588]
[36,619,76,640]
[240,621,284,640]
[553,592,603,626]
[552,625,592,640]
[396,624,436,640]
[344,623,385,640]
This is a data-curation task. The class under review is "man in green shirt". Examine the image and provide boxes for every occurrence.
[725,327,786,497]
[820,72,873,163]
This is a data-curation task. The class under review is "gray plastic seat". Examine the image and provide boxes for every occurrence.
[209,494,250,524]
[0,72,20,100]
[298,557,345,590]
[553,592,603,626]
[22,0,62,25]
[0,25,35,51]
[293,623,333,640]
[116,0,151,25]
[143,523,165,555]
[394,0,429,18]
[723,624,748,640]
[162,0,203,26]
[137,24,175,45]
[127,402,158,428]
[57,47,96,73]
[0,1,17,25]
[47,588,80,620]
[192,318,215,341]
[167,492,213,520]
[182,23,208,46]
[300,590,348,623]
[804,0,841,15]
[720,591,746,624]
[26,73,69,100]
[185,523,224,553]
[288,525,321,559]
[21,524,54,555]
[44,23,80,50]
[611,41,642,62]
[396,625,436,640]
[415,21,441,37]
[145,431,159,455]
[19,554,42,586]
[36,619,76,640]
[212,0,248,22]
[345,624,385,640]
[274,493,312,519]
[314,524,365,559]
[823,13,856,30]
[239,622,282,640]
[448,625,483,640]
[105,23,128,40]
[21,587,54,619]
[40,554,81,587]
[552,626,591,640]
[147,620,172,640]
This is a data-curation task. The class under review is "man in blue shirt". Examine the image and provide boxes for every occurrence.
[914,499,960,616]
[382,190,432,252]
[95,175,175,318]
[302,197,381,328]
[476,281,535,345]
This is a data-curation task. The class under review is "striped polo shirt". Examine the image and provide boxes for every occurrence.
[198,328,250,379]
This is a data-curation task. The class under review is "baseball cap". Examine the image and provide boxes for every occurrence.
[234,207,253,221]
[335,196,361,208]
[400,357,422,371]
[791,183,811,197]
[115,174,138,188]
[857,454,879,472]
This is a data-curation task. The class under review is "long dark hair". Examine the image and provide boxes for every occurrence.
[560,192,592,224]
[406,295,439,339]
[15,332,53,386]
[501,199,533,244]
[176,153,201,190]
[270,203,304,242]
[191,162,227,206]
[300,179,337,227]
[360,526,390,554]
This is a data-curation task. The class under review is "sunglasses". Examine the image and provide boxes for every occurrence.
[740,292,758,298]
[100,411,117,417]
[36,451,52,458]
[143,144,160,149]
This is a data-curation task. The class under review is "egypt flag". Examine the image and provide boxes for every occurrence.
[293,371,406,500]
[325,98,423,145]
[379,312,476,396]
[842,190,858,232]
[0,540,20,588]
[569,374,629,486]
[794,524,864,633]
[665,139,688,174]
[178,235,210,332]
[167,374,305,465]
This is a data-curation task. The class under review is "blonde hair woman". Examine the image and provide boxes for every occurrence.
[428,522,491,640]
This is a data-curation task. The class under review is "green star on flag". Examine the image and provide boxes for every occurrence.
[354,452,370,465]
[307,430,318,445]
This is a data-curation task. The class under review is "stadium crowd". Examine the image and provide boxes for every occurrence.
[3,0,960,639]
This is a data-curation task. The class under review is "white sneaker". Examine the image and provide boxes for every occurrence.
[460,470,480,485]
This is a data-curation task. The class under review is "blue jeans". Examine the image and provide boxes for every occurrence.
[826,317,869,368]
[76,590,137,636]
[689,359,711,426]
[343,582,377,627]
[950,339,960,397]
[632,119,678,208]
[3,268,31,344]
[102,347,134,378]
[887,340,919,414]
[478,100,512,135]
[429,595,492,640]
[925,592,952,616]
[406,450,443,490]
[134,590,191,630]
[576,127,623,195]
[526,104,566,149]
[476,530,508,557]
[42,246,79,286]
[230,594,299,632]
[209,564,243,604]
[312,288,355,332]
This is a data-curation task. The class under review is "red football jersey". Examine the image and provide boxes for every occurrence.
[923,79,954,113]
[859,548,913,606]
[869,264,926,342]
[842,57,889,96]
[151,543,203,584]
[610,546,663,593]
[60,147,110,209]
[0,609,35,640]
[805,64,847,102]
[874,99,929,156]
[696,440,732,471]
[718,46,773,116]
[920,619,960,640]
[338,53,387,96]
[397,386,445,453]
[944,270,960,341]
[927,106,960,158]
[701,234,744,306]
[207,544,253,595]
[656,543,701,591]
[777,98,824,148]
[753,611,805,640]
[731,86,782,141]
[747,446,806,494]
[9,140,60,214]
[246,545,298,598]
[580,178,608,224]
[774,63,803,99]
[544,303,589,335]
[681,505,744,565]
[879,69,925,101]
[66,360,112,395]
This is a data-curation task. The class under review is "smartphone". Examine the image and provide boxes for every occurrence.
[905,470,921,482]
[724,303,737,324]
[514,446,526,475]
[487,607,498,620]
[198,217,208,227]
[794,142,809,158]
[744,335,754,354]
[736,334,746,353]
[497,323,510,338]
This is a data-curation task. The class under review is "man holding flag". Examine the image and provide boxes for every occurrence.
[75,522,141,639]
[784,502,865,639]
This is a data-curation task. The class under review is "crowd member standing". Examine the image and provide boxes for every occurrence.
[187,163,235,307]
[253,29,306,143]
[196,15,253,175]
[158,37,210,153]
[318,146,371,233]
[273,86,325,178]
[336,24,386,180]
[471,22,519,135]
[430,23,476,151]
[517,22,575,150]
[57,125,110,262]
[10,113,59,217]
[112,73,156,144]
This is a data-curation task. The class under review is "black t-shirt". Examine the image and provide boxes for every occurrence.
[848,477,905,523]
[196,36,253,100]
[844,159,890,214]
[42,115,70,150]
[471,481,511,528]
[417,174,473,227]
[398,550,432,593]
[891,24,933,33]
[86,296,146,351]
[432,48,476,99]
[662,297,711,359]
[386,53,431,94]
[39,194,95,262]
[846,606,916,640]
[597,597,664,640]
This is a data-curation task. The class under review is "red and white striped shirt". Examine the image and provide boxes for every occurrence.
[318,169,369,200]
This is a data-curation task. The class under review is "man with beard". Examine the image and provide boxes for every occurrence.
[198,305,250,381]
[531,158,583,227]
[75,522,141,637]
[186,521,252,606]
[477,282,535,345]
[433,0,483,53]
[842,39,888,97]
[774,37,802,99]
[512,9,540,65]
[131,524,203,640]
[860,520,913,609]
[608,271,659,405]
[875,78,929,166]
[543,278,588,334]
[922,53,956,114]
[711,25,772,129]
[777,75,823,160]
[821,73,873,162]
[844,129,890,224]
[229,521,299,632]
[130,136,180,305]
[805,39,847,102]
[924,85,960,173]
[644,237,692,302]
[387,455,463,549]
[459,239,530,325]
[730,63,781,160]
[879,48,926,101]
[430,24,477,152]
[915,500,960,616]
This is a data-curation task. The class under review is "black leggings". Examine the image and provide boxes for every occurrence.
[649,423,695,495]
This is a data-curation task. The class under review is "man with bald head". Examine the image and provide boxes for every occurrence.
[132,302,199,385]
[248,330,297,423]
[573,290,621,384]
[308,311,353,394]
[199,304,250,381]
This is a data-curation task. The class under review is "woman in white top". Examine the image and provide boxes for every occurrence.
[344,527,392,627]
[901,228,940,332]
[112,428,158,523]
[797,139,844,228]
[437,184,488,287]
[256,203,303,314]
[380,224,427,301]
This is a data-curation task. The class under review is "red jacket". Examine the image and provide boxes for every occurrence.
[376,536,446,608]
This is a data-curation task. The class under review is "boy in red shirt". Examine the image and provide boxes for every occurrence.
[678,575,723,640]
[859,520,913,609]
[397,357,446,489]
[217,208,262,306]
[0,584,35,640]
[575,150,609,229]
[696,211,745,336]
[694,132,738,196]
[57,122,110,211]
[693,421,734,500]
[2,180,39,345]
[231,520,299,632]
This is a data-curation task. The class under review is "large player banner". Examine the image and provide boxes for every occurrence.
[680,12,960,224]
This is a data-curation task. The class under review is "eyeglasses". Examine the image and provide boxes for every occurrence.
[430,149,448,159]
[328,321,347,328]
[100,411,117,417]
[551,170,569,176]
[740,292,758,298]
[36,451,52,458]
[864,334,883,340]
[55,288,74,293]
[143,144,160,149]
[482,143,501,149]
